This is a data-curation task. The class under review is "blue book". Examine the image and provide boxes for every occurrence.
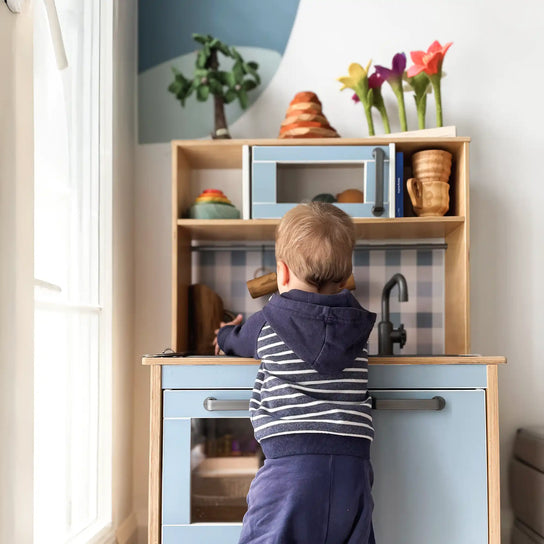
[395,151,404,217]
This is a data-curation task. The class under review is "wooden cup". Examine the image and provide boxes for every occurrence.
[411,149,452,183]
[407,179,450,217]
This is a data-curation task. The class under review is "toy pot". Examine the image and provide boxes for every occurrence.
[411,149,452,183]
[407,179,450,217]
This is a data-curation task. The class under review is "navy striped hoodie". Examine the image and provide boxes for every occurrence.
[217,289,377,459]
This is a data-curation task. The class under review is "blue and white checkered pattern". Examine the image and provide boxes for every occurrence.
[193,248,444,355]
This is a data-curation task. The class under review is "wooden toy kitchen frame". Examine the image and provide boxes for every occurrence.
[143,137,506,544]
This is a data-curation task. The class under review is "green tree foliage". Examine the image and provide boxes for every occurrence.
[168,34,261,111]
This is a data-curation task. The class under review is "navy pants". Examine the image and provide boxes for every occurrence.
[238,454,375,544]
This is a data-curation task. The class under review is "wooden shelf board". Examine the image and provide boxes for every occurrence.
[173,137,471,169]
[142,355,506,366]
[177,217,465,241]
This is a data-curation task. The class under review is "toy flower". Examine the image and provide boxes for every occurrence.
[404,72,432,129]
[338,61,375,136]
[368,72,391,134]
[375,53,408,132]
[407,41,453,127]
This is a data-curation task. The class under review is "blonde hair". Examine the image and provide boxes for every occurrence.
[275,202,355,289]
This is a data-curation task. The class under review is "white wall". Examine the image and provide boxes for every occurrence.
[0,4,34,544]
[133,1,544,539]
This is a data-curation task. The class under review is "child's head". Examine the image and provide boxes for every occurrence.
[275,202,355,292]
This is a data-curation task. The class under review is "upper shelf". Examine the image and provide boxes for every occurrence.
[177,216,465,241]
[172,137,471,169]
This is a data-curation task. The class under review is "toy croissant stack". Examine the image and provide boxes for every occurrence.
[279,92,340,138]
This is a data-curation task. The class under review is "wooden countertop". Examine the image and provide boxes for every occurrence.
[142,355,506,366]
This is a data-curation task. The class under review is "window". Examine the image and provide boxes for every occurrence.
[33,1,112,542]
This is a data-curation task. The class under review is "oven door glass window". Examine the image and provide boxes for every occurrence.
[191,418,263,523]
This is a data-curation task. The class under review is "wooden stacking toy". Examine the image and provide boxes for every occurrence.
[189,189,240,219]
[279,92,340,139]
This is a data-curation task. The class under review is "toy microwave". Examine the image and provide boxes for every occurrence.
[248,144,399,219]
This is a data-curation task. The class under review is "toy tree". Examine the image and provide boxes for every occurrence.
[168,34,261,139]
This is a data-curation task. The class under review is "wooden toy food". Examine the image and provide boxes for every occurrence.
[336,188,364,203]
[279,92,340,139]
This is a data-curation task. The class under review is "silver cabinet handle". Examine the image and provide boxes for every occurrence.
[372,396,446,411]
[203,397,250,411]
[372,147,385,216]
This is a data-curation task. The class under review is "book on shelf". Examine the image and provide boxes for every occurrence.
[395,151,404,218]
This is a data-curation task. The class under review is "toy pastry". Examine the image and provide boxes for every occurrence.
[279,92,340,139]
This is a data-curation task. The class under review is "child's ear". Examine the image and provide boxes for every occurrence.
[276,261,289,289]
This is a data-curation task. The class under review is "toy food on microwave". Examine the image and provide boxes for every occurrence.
[250,145,396,219]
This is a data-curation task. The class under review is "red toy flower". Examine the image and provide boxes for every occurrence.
[407,41,453,127]
[407,41,452,77]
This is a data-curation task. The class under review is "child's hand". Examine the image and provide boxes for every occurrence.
[213,313,243,355]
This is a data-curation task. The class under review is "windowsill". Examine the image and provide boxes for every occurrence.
[67,522,114,544]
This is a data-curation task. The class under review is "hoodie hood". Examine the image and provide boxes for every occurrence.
[262,289,376,374]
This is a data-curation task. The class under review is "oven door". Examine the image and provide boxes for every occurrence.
[162,388,259,543]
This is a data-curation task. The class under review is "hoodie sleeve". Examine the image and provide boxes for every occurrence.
[217,311,267,358]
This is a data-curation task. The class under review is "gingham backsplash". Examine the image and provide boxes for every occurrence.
[193,248,444,355]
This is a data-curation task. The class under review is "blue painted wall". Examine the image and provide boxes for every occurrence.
[138,0,300,142]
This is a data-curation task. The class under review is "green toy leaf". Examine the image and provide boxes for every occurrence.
[232,61,244,82]
[217,42,231,56]
[192,33,207,45]
[237,89,249,109]
[215,71,228,85]
[196,50,208,69]
[224,71,236,87]
[230,47,242,62]
[194,68,209,78]
[196,85,210,101]
[208,78,222,95]
[168,80,183,94]
[243,79,257,91]
[224,89,237,104]
[243,62,261,84]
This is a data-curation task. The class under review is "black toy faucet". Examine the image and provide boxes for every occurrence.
[378,273,409,356]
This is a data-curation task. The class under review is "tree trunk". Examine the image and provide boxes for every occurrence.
[208,49,230,139]
[213,94,230,139]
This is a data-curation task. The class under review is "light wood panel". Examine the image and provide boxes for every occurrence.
[142,355,506,366]
[148,365,162,544]
[444,223,470,353]
[172,227,191,351]
[177,217,464,242]
[486,365,501,544]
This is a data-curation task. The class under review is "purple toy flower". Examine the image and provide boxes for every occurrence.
[368,72,385,89]
[374,53,406,82]
[368,71,390,133]
[351,93,360,104]
[374,52,408,131]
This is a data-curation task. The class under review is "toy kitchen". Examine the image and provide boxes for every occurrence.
[143,136,505,544]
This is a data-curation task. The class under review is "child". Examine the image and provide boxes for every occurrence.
[215,202,377,544]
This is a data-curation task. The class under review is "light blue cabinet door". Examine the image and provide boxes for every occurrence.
[370,389,488,544]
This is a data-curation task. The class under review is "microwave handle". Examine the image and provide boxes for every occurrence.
[372,147,385,216]
[203,397,250,412]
